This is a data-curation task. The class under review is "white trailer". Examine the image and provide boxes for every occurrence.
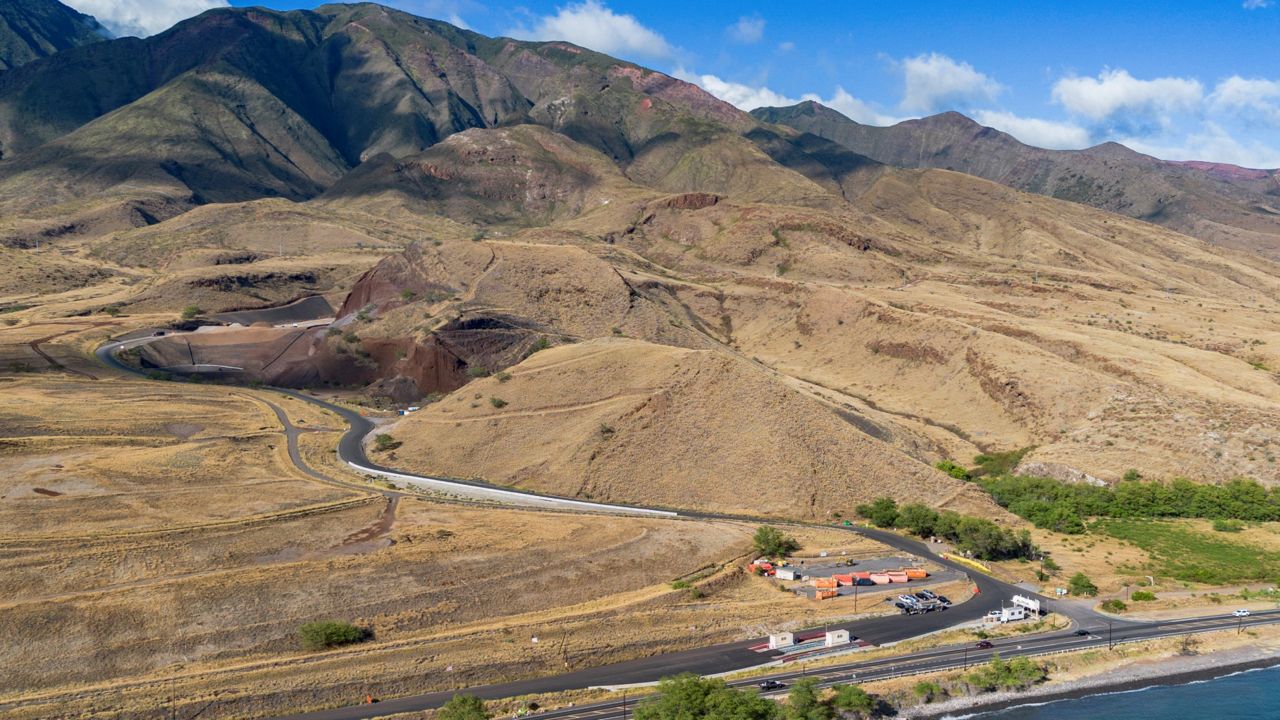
[824,629,851,647]
[776,568,800,581]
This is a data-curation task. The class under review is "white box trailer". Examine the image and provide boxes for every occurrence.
[824,630,850,647]
[776,568,800,581]
[768,633,795,649]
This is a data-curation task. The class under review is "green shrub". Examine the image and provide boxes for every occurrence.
[833,683,876,713]
[489,397,508,408]
[466,366,490,378]
[670,580,692,590]
[1101,599,1128,613]
[634,674,778,720]
[1068,572,1099,597]
[373,434,401,452]
[400,289,416,301]
[964,655,1046,692]
[528,336,551,354]
[935,460,971,480]
[495,371,512,383]
[1131,590,1157,601]
[1213,518,1245,532]
[299,620,365,651]
[752,525,800,558]
[438,694,491,720]
[180,305,202,320]
[342,331,359,344]
[912,680,945,703]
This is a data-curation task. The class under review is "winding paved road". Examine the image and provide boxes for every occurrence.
[94,335,1122,719]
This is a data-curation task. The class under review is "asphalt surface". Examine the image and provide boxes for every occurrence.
[95,335,1116,720]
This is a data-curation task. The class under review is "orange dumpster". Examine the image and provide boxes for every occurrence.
[869,573,891,584]
[812,578,838,589]
[904,568,928,579]
[832,573,855,585]
[815,589,838,600]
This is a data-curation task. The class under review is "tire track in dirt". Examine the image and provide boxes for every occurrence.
[23,322,120,379]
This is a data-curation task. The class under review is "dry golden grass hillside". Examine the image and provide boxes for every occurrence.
[380,337,1000,518]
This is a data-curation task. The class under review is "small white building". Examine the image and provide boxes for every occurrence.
[824,629,850,647]
[776,568,801,581]
[768,633,795,649]
[993,606,1027,623]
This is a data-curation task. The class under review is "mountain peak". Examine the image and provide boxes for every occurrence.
[0,0,110,70]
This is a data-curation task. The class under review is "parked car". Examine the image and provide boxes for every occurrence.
[1234,609,1252,617]
[1074,629,1090,636]
[898,594,920,605]
[759,680,786,691]
[976,640,994,649]
[913,592,931,601]
[937,595,951,606]
[919,590,938,600]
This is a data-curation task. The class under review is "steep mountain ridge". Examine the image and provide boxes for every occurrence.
[753,101,1280,259]
[0,0,108,71]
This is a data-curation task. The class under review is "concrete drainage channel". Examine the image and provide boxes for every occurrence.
[347,461,678,517]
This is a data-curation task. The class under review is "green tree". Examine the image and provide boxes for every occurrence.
[438,694,490,720]
[832,683,876,715]
[897,503,940,537]
[180,305,202,320]
[298,621,364,650]
[633,674,778,720]
[1068,572,1099,597]
[785,677,832,720]
[753,526,800,558]
[855,498,900,528]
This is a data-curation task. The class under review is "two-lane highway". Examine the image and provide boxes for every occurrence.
[94,335,1121,720]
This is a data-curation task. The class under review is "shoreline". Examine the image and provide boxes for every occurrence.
[908,648,1280,719]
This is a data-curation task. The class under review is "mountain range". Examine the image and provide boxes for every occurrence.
[7,0,1280,515]
[0,0,108,71]
[753,102,1280,260]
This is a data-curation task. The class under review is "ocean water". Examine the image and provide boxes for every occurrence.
[956,664,1280,719]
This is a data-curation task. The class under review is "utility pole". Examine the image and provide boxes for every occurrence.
[621,691,627,720]
[1108,621,1114,650]
[963,647,969,669]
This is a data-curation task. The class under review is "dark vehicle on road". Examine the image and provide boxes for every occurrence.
[759,680,786,691]
[1074,629,1090,636]
[976,640,994,649]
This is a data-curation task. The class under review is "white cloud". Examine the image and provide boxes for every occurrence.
[681,72,796,111]
[1209,76,1280,122]
[678,71,901,126]
[1123,122,1280,169]
[1244,0,1273,8]
[727,15,765,43]
[972,110,1091,149]
[65,0,226,37]
[505,0,674,59]
[777,41,795,53]
[1051,69,1203,130]
[899,53,1003,113]
[805,88,902,126]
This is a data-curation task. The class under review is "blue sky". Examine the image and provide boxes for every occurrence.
[66,0,1280,167]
